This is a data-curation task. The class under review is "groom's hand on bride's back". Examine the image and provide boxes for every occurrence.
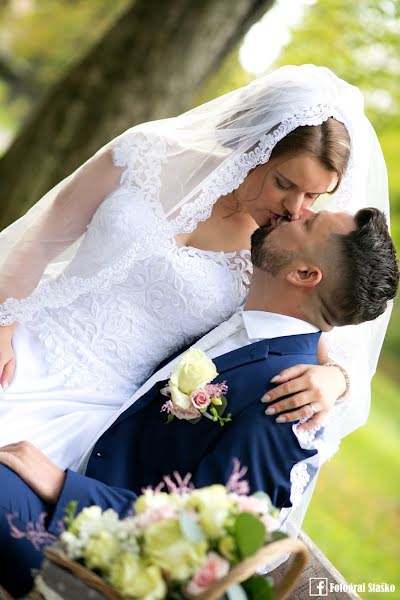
[0,322,17,389]
[0,441,65,504]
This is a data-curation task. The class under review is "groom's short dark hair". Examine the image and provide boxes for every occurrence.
[321,207,399,326]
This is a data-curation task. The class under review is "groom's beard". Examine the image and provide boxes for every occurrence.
[251,218,295,277]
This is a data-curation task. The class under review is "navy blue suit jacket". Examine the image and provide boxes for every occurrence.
[47,332,320,533]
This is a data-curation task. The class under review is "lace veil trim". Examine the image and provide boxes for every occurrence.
[168,104,354,235]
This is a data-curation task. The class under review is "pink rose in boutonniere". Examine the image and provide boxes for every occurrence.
[191,389,211,411]
[160,348,231,426]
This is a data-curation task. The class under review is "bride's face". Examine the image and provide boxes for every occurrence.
[239,153,339,227]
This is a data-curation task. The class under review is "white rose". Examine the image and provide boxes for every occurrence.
[169,349,218,409]
[187,485,233,540]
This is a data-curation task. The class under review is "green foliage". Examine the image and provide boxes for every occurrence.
[210,395,233,427]
[243,575,275,600]
[304,370,400,599]
[234,512,266,559]
[275,0,400,132]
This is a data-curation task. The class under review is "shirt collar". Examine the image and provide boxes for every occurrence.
[242,310,319,340]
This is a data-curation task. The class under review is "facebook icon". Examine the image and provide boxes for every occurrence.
[309,578,328,596]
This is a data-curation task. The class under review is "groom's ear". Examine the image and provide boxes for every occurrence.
[286,264,322,288]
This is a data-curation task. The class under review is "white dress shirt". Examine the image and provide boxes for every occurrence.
[207,310,319,360]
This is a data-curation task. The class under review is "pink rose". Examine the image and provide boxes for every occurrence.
[171,403,200,420]
[185,552,230,597]
[233,494,269,516]
[191,389,211,411]
[135,505,178,529]
[162,399,200,420]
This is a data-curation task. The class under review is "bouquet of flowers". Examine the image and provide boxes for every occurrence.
[40,463,308,600]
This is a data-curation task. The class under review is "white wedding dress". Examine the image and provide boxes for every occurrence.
[0,184,252,470]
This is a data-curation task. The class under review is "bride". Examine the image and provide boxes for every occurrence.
[0,65,391,480]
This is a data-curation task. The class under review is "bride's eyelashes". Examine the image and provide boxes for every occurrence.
[274,176,320,202]
[274,176,291,191]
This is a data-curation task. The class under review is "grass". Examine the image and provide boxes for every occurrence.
[303,369,400,599]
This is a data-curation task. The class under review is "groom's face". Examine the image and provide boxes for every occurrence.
[255,210,356,274]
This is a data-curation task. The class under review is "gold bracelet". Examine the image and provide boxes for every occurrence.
[322,361,350,402]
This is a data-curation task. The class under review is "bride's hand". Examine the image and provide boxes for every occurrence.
[0,323,16,389]
[261,364,347,430]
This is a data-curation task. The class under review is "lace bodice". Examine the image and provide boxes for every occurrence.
[26,187,252,398]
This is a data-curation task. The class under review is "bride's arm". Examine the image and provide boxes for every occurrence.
[0,147,124,303]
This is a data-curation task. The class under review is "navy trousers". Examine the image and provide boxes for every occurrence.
[0,465,58,597]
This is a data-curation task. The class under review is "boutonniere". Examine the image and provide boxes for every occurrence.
[160,348,232,426]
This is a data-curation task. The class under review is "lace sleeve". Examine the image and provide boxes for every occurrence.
[111,128,137,168]
[111,128,168,183]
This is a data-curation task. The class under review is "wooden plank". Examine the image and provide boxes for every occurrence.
[269,530,361,599]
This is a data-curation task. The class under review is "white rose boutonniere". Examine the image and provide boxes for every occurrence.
[160,348,231,425]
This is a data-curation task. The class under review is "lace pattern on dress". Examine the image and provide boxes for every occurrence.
[175,246,252,289]
[289,462,310,506]
[25,246,251,397]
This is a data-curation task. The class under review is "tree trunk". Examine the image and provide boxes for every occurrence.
[0,0,274,228]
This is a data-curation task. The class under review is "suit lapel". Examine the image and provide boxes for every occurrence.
[111,379,167,427]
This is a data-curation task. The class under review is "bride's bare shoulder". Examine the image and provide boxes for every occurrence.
[176,199,255,253]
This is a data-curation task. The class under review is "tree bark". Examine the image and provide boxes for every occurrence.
[0,0,274,228]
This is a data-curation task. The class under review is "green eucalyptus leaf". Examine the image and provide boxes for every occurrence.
[179,510,205,543]
[226,583,248,600]
[234,512,266,559]
[252,491,274,510]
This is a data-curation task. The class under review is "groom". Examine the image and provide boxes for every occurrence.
[0,208,398,596]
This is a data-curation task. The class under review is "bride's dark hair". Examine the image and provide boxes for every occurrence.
[270,118,350,193]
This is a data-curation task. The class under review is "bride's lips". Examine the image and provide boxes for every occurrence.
[269,214,289,228]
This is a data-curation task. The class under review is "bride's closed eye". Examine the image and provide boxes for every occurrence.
[274,175,320,202]
[274,176,292,191]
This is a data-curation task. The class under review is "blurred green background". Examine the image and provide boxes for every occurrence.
[0,1,398,597]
